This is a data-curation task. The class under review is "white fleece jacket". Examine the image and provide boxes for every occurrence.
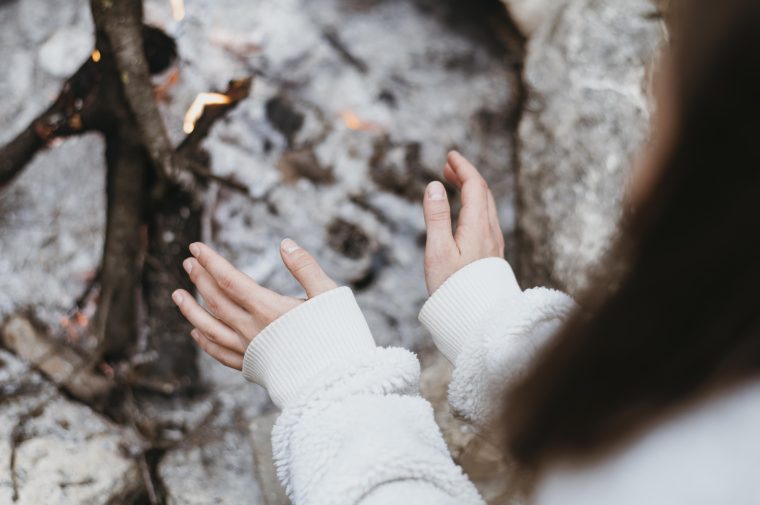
[241,257,760,505]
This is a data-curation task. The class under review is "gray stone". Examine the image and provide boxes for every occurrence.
[516,0,666,295]
[159,352,270,505]
[160,420,262,505]
[160,428,262,505]
[0,350,143,505]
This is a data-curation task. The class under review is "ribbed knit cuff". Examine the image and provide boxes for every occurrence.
[418,257,521,364]
[242,286,376,408]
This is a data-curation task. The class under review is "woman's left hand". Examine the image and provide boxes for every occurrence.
[171,239,338,370]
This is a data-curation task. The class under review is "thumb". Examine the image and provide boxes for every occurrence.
[423,181,456,255]
[280,238,338,298]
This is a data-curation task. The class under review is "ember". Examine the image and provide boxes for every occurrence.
[183,92,232,133]
[74,312,88,327]
[340,109,383,133]
[59,310,90,343]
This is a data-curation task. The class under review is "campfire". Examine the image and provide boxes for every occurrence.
[0,0,523,502]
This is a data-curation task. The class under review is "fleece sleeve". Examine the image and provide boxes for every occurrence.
[419,257,577,426]
[241,286,484,505]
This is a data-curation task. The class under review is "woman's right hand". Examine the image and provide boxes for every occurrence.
[422,151,505,295]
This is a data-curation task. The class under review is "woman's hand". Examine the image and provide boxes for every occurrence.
[171,239,338,370]
[422,151,505,295]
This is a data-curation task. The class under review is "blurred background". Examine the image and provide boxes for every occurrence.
[0,0,665,503]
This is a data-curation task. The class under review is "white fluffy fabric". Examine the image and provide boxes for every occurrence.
[243,257,760,504]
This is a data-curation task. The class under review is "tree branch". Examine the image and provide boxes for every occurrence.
[0,123,44,188]
[0,58,101,190]
[91,0,180,182]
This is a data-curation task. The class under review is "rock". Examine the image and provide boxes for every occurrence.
[516,0,666,295]
[159,352,270,505]
[0,350,143,505]
[160,428,262,505]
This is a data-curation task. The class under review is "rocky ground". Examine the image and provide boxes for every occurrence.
[0,0,665,503]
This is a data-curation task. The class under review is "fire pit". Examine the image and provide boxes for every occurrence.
[0,0,524,503]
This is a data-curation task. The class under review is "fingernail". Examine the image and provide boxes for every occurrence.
[183,258,193,274]
[281,238,300,254]
[427,182,446,201]
[190,329,199,340]
[189,243,200,256]
[172,290,183,304]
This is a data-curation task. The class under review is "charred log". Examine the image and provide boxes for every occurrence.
[139,183,201,394]
[136,77,251,393]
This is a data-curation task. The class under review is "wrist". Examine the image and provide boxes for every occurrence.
[419,257,521,364]
[242,286,376,408]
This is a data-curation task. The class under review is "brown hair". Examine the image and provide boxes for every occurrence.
[503,0,760,468]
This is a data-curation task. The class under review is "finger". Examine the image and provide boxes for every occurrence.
[191,329,244,370]
[423,181,457,253]
[172,289,250,354]
[447,151,489,239]
[280,239,338,298]
[183,257,257,338]
[443,163,462,189]
[188,242,273,311]
[448,151,489,208]
[447,150,484,184]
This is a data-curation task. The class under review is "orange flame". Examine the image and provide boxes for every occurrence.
[340,109,382,133]
[183,92,231,134]
[74,312,89,327]
[91,49,101,63]
[170,0,185,21]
